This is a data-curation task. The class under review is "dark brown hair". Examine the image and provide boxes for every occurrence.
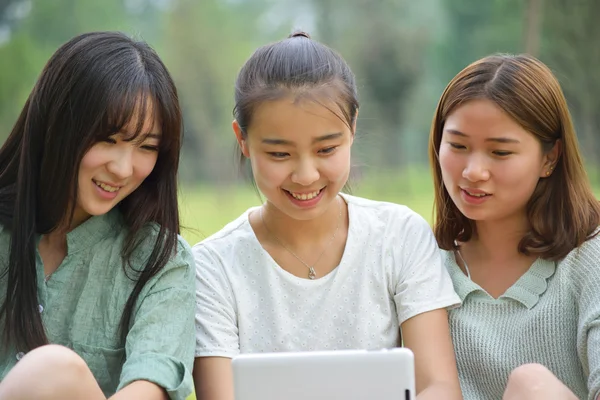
[0,31,183,352]
[234,30,359,154]
[429,53,600,260]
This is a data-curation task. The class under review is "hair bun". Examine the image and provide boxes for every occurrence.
[288,31,311,39]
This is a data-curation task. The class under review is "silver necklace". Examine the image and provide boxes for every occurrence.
[454,243,472,279]
[260,197,342,280]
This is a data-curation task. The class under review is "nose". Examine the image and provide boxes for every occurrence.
[462,154,490,182]
[106,147,134,180]
[291,157,320,186]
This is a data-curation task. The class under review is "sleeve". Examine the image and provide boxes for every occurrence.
[116,238,196,400]
[193,243,240,358]
[571,236,600,400]
[587,322,600,400]
[391,210,461,325]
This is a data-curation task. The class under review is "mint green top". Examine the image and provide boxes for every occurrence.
[0,209,196,399]
[444,234,600,400]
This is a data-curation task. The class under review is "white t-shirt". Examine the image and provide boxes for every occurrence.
[193,193,460,358]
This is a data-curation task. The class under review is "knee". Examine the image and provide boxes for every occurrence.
[504,364,576,400]
[503,364,545,400]
[14,345,91,392]
[22,344,88,377]
[0,345,93,399]
[507,363,553,386]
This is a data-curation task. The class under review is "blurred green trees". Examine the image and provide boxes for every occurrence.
[0,0,597,182]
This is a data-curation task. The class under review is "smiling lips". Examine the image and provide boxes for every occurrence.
[461,187,491,198]
[93,179,121,193]
[287,188,322,201]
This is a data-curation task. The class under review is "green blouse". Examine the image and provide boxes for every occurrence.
[0,209,196,399]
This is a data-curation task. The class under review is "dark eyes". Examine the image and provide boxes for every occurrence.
[267,146,338,159]
[267,152,289,158]
[141,145,159,152]
[448,143,512,157]
[103,137,159,151]
[319,146,337,154]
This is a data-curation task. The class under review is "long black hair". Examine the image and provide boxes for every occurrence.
[0,31,183,352]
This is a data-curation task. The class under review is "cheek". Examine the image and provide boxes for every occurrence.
[499,158,540,192]
[133,153,158,181]
[251,156,287,188]
[325,149,352,182]
[78,146,104,175]
[438,148,460,181]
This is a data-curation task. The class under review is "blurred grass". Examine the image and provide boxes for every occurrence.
[180,166,600,245]
[179,168,436,245]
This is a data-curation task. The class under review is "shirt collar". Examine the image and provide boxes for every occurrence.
[65,208,123,254]
[444,250,556,309]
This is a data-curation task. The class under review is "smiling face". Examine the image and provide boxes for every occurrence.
[234,97,354,221]
[72,99,161,228]
[438,99,555,224]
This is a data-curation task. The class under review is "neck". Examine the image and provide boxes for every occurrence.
[40,228,68,252]
[466,213,530,261]
[70,208,91,230]
[261,196,343,248]
[43,208,92,246]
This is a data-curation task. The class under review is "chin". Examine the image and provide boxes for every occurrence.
[84,204,117,217]
[452,203,482,221]
[460,209,495,222]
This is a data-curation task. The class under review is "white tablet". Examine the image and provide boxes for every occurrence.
[232,348,415,400]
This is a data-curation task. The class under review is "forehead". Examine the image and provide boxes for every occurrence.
[249,97,350,140]
[444,99,532,140]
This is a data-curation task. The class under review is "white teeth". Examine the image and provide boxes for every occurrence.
[466,191,487,197]
[95,180,119,193]
[290,189,321,200]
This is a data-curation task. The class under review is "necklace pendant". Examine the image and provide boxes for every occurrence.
[308,267,316,280]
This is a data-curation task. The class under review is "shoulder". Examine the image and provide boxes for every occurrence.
[560,228,600,283]
[191,208,257,265]
[116,216,196,280]
[343,194,437,266]
[439,248,454,267]
[342,193,429,232]
[135,235,196,302]
[570,227,600,256]
[170,236,195,276]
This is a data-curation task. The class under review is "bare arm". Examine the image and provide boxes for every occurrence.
[401,308,462,400]
[109,381,168,400]
[194,357,234,400]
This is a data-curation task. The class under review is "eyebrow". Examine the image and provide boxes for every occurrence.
[445,129,520,144]
[262,132,344,145]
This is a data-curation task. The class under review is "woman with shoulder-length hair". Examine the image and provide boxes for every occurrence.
[429,53,600,400]
[0,31,196,400]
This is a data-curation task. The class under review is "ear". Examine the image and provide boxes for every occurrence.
[233,120,250,158]
[540,139,561,178]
